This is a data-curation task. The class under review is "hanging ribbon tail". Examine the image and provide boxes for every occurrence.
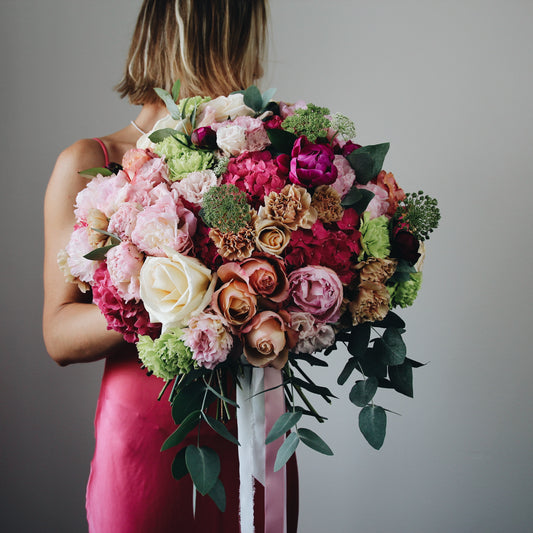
[264,367,287,533]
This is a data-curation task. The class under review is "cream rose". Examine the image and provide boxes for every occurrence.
[136,115,188,150]
[216,124,247,156]
[197,93,254,127]
[254,217,291,255]
[139,249,217,330]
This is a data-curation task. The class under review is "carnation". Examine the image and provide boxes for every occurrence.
[182,312,233,370]
[358,212,391,260]
[92,263,160,343]
[171,169,219,207]
[137,329,195,380]
[289,311,335,354]
[388,272,423,308]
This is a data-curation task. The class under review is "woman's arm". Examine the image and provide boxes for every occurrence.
[43,139,126,366]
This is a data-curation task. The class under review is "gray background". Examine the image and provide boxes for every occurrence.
[1,0,532,532]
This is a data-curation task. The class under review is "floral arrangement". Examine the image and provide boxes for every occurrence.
[60,81,439,513]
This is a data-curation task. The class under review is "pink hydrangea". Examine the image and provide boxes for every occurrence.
[92,263,160,343]
[108,202,141,240]
[182,311,233,369]
[74,171,131,222]
[356,182,390,219]
[331,155,356,198]
[106,242,144,302]
[222,151,287,208]
[131,193,196,256]
[65,225,99,283]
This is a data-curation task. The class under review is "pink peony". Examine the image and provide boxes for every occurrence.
[108,202,141,240]
[222,151,287,208]
[289,136,338,188]
[65,225,99,283]
[131,193,196,256]
[171,170,219,207]
[288,266,344,323]
[331,155,356,198]
[106,241,144,302]
[183,311,233,370]
[122,148,157,180]
[92,263,160,343]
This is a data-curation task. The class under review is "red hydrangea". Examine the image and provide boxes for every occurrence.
[284,208,362,284]
[92,263,161,343]
[222,151,287,208]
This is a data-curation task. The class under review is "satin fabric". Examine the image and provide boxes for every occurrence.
[86,352,298,532]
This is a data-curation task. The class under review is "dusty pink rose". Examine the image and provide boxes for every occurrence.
[183,311,233,370]
[171,170,218,207]
[356,182,390,219]
[65,225,99,283]
[217,255,289,304]
[289,266,343,323]
[131,194,196,256]
[241,310,294,369]
[106,241,144,302]
[331,155,356,198]
[211,279,257,329]
[108,202,141,240]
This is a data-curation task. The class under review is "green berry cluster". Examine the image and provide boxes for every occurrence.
[396,191,440,241]
[201,184,251,234]
[282,103,331,142]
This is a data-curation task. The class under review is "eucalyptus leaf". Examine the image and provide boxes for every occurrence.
[204,381,239,408]
[149,128,180,144]
[337,357,358,386]
[243,85,263,112]
[349,377,378,407]
[297,428,333,456]
[382,328,407,366]
[359,405,387,450]
[347,143,390,184]
[372,311,406,329]
[208,478,226,512]
[340,187,362,207]
[261,87,277,109]
[160,410,201,451]
[405,357,426,368]
[267,129,297,154]
[185,445,220,495]
[83,243,119,261]
[290,377,336,399]
[290,352,329,367]
[171,380,206,425]
[202,413,239,446]
[90,227,121,245]
[154,87,181,119]
[389,361,414,397]
[352,188,375,214]
[171,79,181,103]
[274,432,299,472]
[347,324,371,357]
[171,448,188,480]
[78,167,113,178]
[265,411,302,444]
[358,347,388,379]
[390,259,417,283]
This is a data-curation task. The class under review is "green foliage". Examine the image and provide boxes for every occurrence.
[267,128,298,154]
[373,328,407,366]
[297,428,333,456]
[389,361,414,397]
[347,143,390,184]
[395,191,441,241]
[201,184,251,233]
[349,377,379,407]
[330,113,356,139]
[359,405,387,450]
[202,413,240,446]
[341,187,375,214]
[171,448,188,480]
[78,167,113,178]
[208,478,226,512]
[171,380,210,425]
[185,445,220,495]
[161,410,201,451]
[282,103,331,142]
[274,432,299,472]
[266,412,302,444]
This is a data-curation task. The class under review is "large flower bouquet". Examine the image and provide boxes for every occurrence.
[61,81,439,514]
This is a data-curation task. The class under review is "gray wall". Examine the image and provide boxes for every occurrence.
[1,1,532,532]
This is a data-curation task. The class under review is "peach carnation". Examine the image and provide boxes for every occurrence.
[311,185,344,224]
[261,184,317,230]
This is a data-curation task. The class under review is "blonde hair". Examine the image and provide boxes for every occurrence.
[116,0,268,104]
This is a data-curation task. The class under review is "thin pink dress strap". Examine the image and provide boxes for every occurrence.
[92,137,110,167]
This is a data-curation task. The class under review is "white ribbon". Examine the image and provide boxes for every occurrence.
[237,366,266,533]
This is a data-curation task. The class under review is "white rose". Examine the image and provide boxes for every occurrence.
[216,124,247,156]
[136,115,188,150]
[197,93,254,127]
[139,249,217,330]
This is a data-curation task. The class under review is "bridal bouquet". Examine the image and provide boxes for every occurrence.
[60,81,439,513]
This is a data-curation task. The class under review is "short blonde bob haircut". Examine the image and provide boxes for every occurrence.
[116,0,268,104]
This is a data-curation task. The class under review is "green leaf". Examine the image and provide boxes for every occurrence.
[149,128,180,144]
[261,87,277,109]
[290,377,336,399]
[161,410,201,451]
[171,448,188,480]
[389,361,414,397]
[349,377,378,407]
[359,347,388,379]
[208,478,226,512]
[359,405,387,450]
[290,352,329,367]
[405,357,426,368]
[202,413,240,446]
[340,187,362,207]
[274,432,299,472]
[171,79,181,103]
[352,188,375,214]
[243,85,263,112]
[347,324,371,357]
[89,228,121,245]
[267,128,298,154]
[265,411,302,444]
[347,143,390,184]
[372,311,406,329]
[390,259,416,283]
[185,445,220,495]
[204,381,239,408]
[171,380,206,425]
[154,87,181,119]
[83,242,119,261]
[337,357,358,386]
[297,428,333,456]
[380,328,407,366]
[78,167,113,178]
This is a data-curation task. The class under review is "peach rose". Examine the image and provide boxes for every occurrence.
[211,279,257,329]
[241,310,294,369]
[254,217,291,255]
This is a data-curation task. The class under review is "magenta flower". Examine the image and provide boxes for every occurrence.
[289,136,338,188]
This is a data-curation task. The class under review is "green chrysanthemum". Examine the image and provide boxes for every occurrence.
[137,329,196,380]
[154,135,213,181]
[388,272,423,308]
[358,212,391,260]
